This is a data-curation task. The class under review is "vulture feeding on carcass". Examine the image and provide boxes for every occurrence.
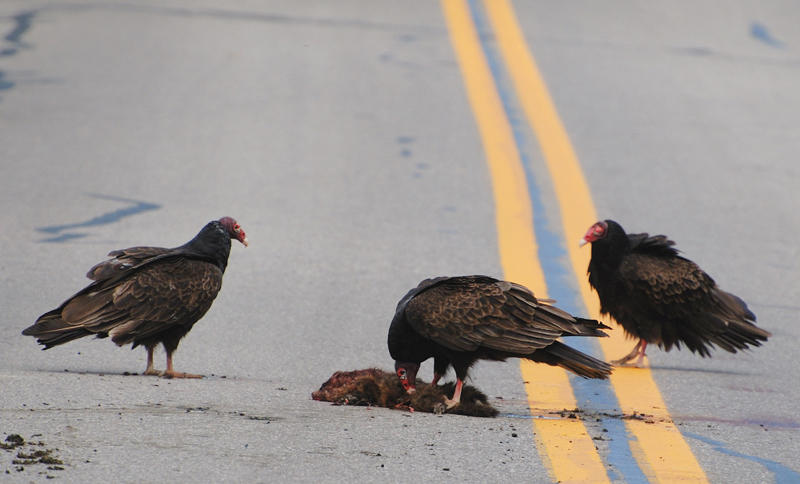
[580,219,771,366]
[388,276,612,409]
[312,368,499,417]
[22,217,248,378]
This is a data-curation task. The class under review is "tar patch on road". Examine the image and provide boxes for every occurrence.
[1,433,65,477]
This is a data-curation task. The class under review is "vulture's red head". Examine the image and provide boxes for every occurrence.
[579,221,608,247]
[394,361,419,394]
[219,217,249,247]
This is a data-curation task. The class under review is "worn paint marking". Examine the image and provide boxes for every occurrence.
[685,432,800,483]
[37,194,161,243]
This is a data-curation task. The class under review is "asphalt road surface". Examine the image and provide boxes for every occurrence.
[1,1,798,483]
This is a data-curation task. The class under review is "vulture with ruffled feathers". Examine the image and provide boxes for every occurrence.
[388,276,612,408]
[22,217,248,378]
[580,219,770,366]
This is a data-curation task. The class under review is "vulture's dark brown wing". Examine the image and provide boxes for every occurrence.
[31,257,222,347]
[616,252,769,353]
[618,254,719,319]
[404,277,605,354]
[86,246,174,281]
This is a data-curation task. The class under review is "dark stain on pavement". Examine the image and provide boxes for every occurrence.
[37,194,160,243]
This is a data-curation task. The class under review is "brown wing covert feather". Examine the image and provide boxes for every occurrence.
[404,279,575,353]
[86,247,173,281]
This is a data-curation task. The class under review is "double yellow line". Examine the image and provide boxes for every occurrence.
[441,0,708,482]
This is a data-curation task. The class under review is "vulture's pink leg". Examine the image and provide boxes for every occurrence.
[160,350,203,379]
[143,346,160,376]
[444,379,463,409]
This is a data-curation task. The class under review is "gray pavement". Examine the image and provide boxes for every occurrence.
[1,1,798,483]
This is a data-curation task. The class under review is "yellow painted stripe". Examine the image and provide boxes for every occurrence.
[482,0,710,482]
[440,1,610,482]
[520,362,612,483]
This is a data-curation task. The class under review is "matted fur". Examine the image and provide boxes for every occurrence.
[312,368,499,418]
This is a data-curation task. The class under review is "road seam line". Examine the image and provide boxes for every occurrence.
[440,1,611,482]
[480,0,710,481]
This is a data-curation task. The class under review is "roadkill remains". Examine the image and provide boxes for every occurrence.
[313,368,498,417]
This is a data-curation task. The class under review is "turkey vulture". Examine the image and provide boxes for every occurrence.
[580,219,770,366]
[388,276,612,408]
[22,217,248,378]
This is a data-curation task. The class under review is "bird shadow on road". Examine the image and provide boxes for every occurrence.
[37,369,152,378]
[645,364,754,376]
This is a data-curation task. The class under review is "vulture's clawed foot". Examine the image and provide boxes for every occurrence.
[443,397,460,409]
[610,358,645,368]
[393,399,412,412]
[160,370,204,379]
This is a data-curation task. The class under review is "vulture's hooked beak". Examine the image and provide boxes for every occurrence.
[395,362,419,395]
